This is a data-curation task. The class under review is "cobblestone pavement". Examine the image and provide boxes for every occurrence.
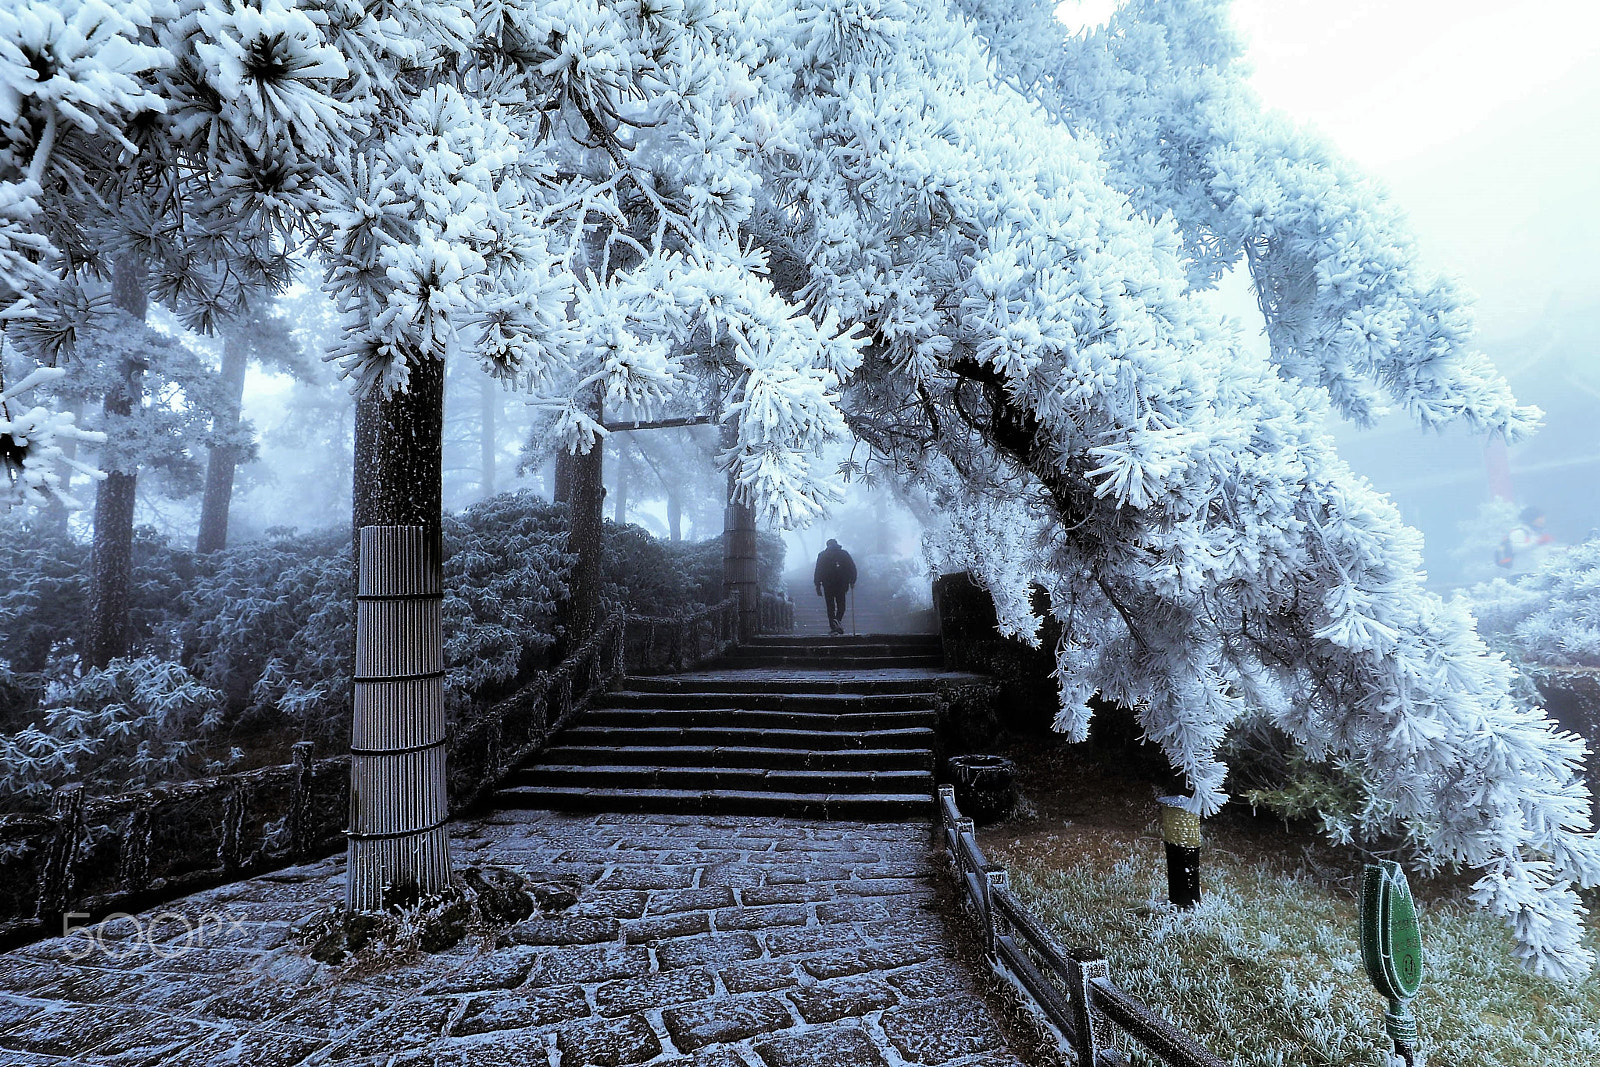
[0,810,1051,1066]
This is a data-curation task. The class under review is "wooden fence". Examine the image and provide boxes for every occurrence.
[0,601,752,949]
[939,786,1227,1067]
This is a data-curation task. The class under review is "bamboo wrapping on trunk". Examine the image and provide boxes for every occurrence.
[348,526,452,911]
[723,502,759,641]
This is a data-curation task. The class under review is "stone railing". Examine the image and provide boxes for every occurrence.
[0,606,736,949]
[940,787,1225,1067]
[623,596,740,675]
[759,589,794,635]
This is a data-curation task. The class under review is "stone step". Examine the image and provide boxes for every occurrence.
[496,784,935,819]
[582,707,939,731]
[621,675,948,696]
[742,635,942,648]
[595,691,936,712]
[542,744,935,771]
[712,654,945,670]
[723,644,940,660]
[561,724,936,751]
[513,765,936,794]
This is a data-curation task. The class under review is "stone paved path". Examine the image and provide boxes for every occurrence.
[0,810,1049,1067]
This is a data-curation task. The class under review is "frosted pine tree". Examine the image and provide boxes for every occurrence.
[718,0,1597,979]
[0,0,167,510]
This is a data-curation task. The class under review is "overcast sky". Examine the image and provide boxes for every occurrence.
[1061,0,1600,337]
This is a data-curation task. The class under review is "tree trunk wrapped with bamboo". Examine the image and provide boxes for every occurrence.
[348,525,452,911]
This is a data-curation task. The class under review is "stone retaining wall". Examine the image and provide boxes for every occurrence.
[933,573,1059,736]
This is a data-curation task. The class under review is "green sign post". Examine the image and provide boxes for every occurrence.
[1360,861,1424,1066]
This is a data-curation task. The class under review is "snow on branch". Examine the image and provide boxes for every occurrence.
[956,0,1538,440]
[738,0,1598,979]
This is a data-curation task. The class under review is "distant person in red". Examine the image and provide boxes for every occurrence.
[813,539,857,635]
[1502,506,1557,575]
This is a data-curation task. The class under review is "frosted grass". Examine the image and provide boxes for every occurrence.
[1000,841,1600,1066]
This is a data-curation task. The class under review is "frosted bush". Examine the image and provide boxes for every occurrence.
[0,655,229,797]
[1468,537,1600,669]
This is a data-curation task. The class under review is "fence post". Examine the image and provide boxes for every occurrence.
[983,867,1008,957]
[1066,949,1113,1066]
[288,741,315,858]
[118,807,152,892]
[38,783,84,921]
[218,785,246,871]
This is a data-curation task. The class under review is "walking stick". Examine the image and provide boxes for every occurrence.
[851,586,856,636]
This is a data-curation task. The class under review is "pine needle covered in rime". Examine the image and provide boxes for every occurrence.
[956,0,1537,437]
[0,0,324,511]
[0,365,104,508]
[0,0,860,519]
[1470,539,1600,671]
[297,0,859,523]
[733,0,1596,979]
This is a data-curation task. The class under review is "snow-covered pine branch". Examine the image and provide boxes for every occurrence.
[729,0,1597,979]
[955,0,1538,438]
[0,365,105,508]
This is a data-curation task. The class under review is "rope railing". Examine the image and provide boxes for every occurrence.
[939,786,1228,1067]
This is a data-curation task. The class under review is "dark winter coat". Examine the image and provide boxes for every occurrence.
[813,545,857,592]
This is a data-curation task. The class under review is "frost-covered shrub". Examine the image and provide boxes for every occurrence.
[2,492,737,800]
[603,523,698,617]
[642,531,787,613]
[1468,538,1600,669]
[442,493,571,698]
[0,517,193,698]
[178,527,353,740]
[0,518,88,682]
[857,552,933,613]
[0,656,231,798]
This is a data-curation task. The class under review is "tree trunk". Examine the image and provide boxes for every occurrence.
[667,487,682,542]
[196,326,249,553]
[84,259,147,669]
[720,421,758,641]
[347,355,450,912]
[479,375,498,499]
[353,356,445,555]
[347,524,451,911]
[552,453,574,505]
[613,447,628,525]
[556,435,605,655]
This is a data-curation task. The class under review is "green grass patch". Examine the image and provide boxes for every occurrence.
[999,841,1600,1066]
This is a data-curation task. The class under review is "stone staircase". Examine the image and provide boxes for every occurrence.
[499,634,952,819]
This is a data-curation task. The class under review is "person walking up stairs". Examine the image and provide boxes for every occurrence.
[813,538,856,635]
